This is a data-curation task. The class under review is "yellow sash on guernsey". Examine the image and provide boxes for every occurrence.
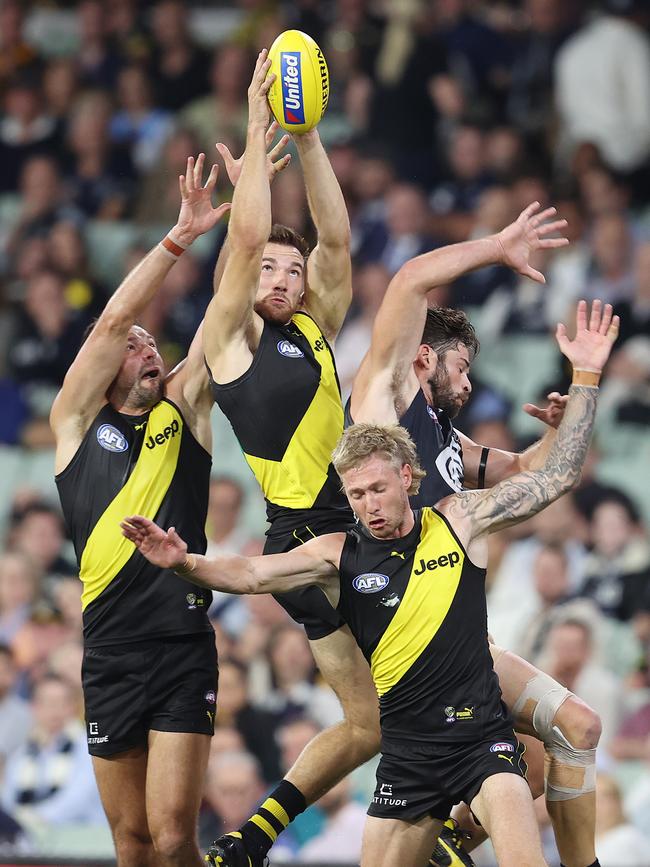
[370,509,465,696]
[80,401,183,610]
[245,313,344,509]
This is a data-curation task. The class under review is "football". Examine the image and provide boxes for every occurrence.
[267,30,329,134]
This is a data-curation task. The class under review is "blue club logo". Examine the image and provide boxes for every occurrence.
[277,340,304,358]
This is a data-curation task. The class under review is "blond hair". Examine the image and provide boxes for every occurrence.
[332,423,426,496]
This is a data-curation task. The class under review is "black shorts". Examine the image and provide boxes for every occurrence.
[265,515,356,641]
[82,633,218,757]
[368,732,527,821]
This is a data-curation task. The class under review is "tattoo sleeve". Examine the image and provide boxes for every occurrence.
[448,385,598,534]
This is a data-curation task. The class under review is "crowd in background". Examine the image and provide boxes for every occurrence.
[0,0,648,863]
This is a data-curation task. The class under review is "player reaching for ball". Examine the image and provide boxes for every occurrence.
[123,301,618,867]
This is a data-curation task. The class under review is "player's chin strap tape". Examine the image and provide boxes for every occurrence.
[512,672,596,802]
[477,447,490,489]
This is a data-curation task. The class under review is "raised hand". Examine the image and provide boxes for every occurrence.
[523,392,568,429]
[216,121,291,186]
[496,201,569,284]
[174,153,231,245]
[247,49,274,129]
[556,299,620,372]
[121,515,188,570]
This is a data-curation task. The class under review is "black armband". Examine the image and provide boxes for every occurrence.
[478,447,490,488]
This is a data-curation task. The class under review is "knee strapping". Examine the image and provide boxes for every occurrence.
[512,671,570,737]
[512,672,596,802]
[545,726,597,802]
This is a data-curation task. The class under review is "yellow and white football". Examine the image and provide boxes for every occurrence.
[267,30,329,135]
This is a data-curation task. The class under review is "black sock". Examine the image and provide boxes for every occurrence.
[239,780,307,856]
[560,862,600,867]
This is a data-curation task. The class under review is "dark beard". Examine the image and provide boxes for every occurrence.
[427,358,460,418]
[127,378,164,411]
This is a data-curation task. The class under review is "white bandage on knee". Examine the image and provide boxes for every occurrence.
[511,671,570,737]
[545,725,597,802]
[512,672,596,802]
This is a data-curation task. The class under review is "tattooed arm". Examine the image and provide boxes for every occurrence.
[438,300,619,542]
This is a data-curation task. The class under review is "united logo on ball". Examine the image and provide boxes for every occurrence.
[267,30,329,134]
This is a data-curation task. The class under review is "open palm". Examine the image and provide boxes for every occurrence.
[217,121,291,187]
[497,201,569,283]
[176,153,231,243]
[121,516,188,570]
[556,300,620,372]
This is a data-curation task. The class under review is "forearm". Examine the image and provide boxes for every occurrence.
[295,131,349,246]
[176,552,259,594]
[212,232,230,294]
[537,383,597,492]
[517,428,557,473]
[229,123,271,250]
[101,241,178,329]
[403,235,503,294]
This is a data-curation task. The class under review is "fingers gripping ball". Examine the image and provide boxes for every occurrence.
[267,30,329,134]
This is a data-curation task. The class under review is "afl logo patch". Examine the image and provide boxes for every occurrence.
[353,573,390,593]
[277,339,304,358]
[490,742,514,753]
[96,423,128,453]
[426,405,438,421]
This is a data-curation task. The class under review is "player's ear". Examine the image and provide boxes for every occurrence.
[401,463,412,492]
[415,343,437,371]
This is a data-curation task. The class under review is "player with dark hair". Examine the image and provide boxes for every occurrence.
[122,301,618,867]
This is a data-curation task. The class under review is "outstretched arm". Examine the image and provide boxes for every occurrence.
[351,202,569,421]
[120,515,342,595]
[203,50,274,376]
[50,155,230,463]
[296,130,352,340]
[441,301,619,538]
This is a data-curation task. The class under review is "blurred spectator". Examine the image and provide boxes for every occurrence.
[148,0,210,111]
[380,183,438,275]
[209,726,245,759]
[335,263,390,398]
[42,59,79,138]
[271,167,310,239]
[509,542,572,663]
[180,44,250,157]
[1,674,104,830]
[507,0,577,135]
[484,126,526,181]
[274,717,325,851]
[349,151,394,264]
[199,750,265,853]
[0,644,31,760]
[299,777,366,863]
[0,551,40,645]
[10,503,74,580]
[64,91,135,220]
[609,696,650,763]
[254,624,342,727]
[110,64,174,173]
[134,126,202,225]
[215,659,281,783]
[595,774,650,866]
[617,241,650,347]
[577,165,631,221]
[8,269,90,391]
[539,618,624,745]
[76,0,122,91]
[4,156,82,274]
[0,1,40,93]
[584,213,636,305]
[578,492,650,622]
[555,4,650,174]
[106,0,152,66]
[206,477,249,557]
[48,220,107,318]
[0,74,59,194]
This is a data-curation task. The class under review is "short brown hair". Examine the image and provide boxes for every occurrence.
[421,307,479,360]
[332,423,426,496]
[268,224,310,260]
